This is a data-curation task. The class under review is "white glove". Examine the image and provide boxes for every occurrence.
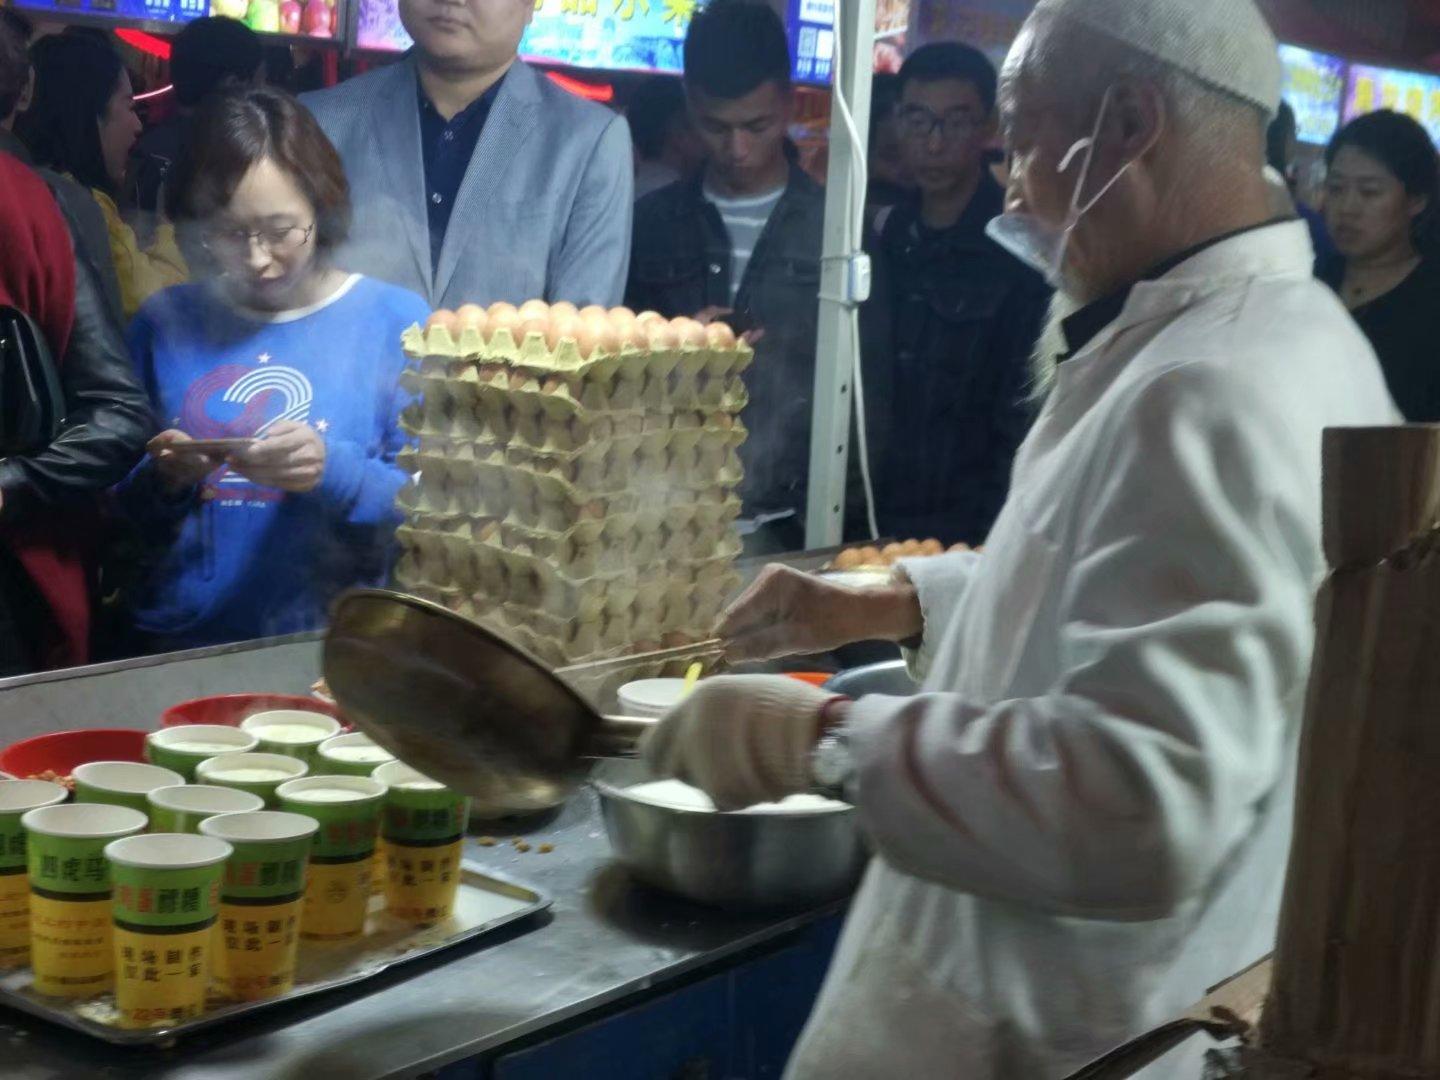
[639,674,832,811]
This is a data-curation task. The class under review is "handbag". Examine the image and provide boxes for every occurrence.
[0,304,66,458]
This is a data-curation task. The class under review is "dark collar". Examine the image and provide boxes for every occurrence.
[0,128,33,167]
[416,65,508,125]
[1059,216,1296,360]
[677,161,820,219]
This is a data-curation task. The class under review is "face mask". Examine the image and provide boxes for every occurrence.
[986,86,1132,286]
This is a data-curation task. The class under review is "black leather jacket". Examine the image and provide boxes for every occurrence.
[627,165,825,518]
[0,168,155,521]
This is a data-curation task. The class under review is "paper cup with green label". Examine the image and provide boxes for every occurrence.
[373,762,469,925]
[0,780,68,969]
[198,810,317,1000]
[145,725,258,782]
[316,734,396,896]
[239,710,342,767]
[21,802,147,997]
[105,833,231,1028]
[73,762,185,821]
[277,777,384,940]
[316,733,395,777]
[147,785,265,834]
[195,752,308,808]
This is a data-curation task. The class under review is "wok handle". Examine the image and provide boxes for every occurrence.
[589,715,659,758]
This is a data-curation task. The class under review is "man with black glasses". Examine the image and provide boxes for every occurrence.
[870,42,1050,546]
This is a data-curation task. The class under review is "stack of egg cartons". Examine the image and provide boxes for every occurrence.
[393,301,751,669]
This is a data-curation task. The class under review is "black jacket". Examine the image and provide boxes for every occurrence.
[0,152,154,521]
[627,165,825,519]
[863,178,1050,545]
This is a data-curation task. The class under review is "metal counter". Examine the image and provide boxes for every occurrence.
[0,621,848,1079]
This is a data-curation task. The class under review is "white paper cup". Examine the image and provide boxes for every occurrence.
[145,725,259,781]
[146,785,266,834]
[0,780,70,969]
[617,678,690,719]
[73,762,185,819]
[277,777,386,939]
[316,733,395,777]
[240,711,342,765]
[195,753,309,808]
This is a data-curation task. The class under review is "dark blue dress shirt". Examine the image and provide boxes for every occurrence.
[417,70,507,272]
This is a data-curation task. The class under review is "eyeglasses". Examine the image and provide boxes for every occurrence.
[898,106,982,143]
[202,223,316,258]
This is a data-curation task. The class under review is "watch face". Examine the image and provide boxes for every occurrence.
[812,735,854,792]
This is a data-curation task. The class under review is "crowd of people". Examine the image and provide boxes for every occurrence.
[0,0,1437,681]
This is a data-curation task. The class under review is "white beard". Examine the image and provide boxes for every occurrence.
[1030,290,1082,399]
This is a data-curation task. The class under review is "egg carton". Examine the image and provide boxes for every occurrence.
[498,606,731,669]
[403,323,755,382]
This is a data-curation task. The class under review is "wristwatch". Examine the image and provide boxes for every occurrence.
[810,695,856,797]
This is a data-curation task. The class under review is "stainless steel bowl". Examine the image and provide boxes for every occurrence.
[594,759,868,910]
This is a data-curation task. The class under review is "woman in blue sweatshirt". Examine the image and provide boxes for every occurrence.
[116,88,428,651]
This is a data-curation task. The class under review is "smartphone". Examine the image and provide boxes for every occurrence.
[162,438,258,455]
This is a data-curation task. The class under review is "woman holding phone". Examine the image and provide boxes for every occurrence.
[115,87,428,652]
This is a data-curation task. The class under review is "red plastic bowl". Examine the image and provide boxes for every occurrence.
[161,693,343,729]
[0,728,149,778]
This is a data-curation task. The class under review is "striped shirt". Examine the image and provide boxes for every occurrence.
[705,184,786,303]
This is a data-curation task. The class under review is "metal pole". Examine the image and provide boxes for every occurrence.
[804,0,875,548]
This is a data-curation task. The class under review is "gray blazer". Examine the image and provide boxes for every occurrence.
[303,58,633,310]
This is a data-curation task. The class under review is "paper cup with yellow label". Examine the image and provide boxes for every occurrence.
[317,734,396,896]
[147,785,264,835]
[195,752,309,808]
[199,811,317,1001]
[373,762,469,925]
[105,833,231,1029]
[21,802,147,997]
[145,726,259,782]
[239,710,342,767]
[73,762,185,821]
[277,776,384,940]
[0,780,68,969]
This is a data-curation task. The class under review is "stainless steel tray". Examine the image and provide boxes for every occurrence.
[0,861,550,1047]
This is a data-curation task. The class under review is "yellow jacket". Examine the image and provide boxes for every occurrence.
[92,189,188,320]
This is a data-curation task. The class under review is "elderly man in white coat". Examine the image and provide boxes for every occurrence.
[641,0,1401,1077]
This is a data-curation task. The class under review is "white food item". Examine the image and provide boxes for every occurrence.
[324,745,394,764]
[163,740,244,753]
[251,723,329,744]
[622,779,847,814]
[212,768,294,783]
[395,780,445,791]
[290,787,367,803]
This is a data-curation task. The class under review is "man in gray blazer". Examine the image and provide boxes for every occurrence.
[302,0,633,311]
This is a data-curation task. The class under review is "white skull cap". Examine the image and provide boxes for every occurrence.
[1031,0,1283,117]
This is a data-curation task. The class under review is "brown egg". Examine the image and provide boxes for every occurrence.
[545,313,579,351]
[609,305,637,322]
[646,319,679,351]
[614,318,645,351]
[948,542,971,554]
[517,299,551,323]
[455,304,488,333]
[635,310,666,328]
[508,371,531,390]
[578,304,608,321]
[550,301,579,320]
[857,546,883,565]
[710,412,734,429]
[519,317,548,345]
[881,542,906,564]
[670,317,708,349]
[919,538,944,556]
[705,321,737,349]
[426,309,459,332]
[901,539,923,556]
[580,499,606,519]
[576,315,620,357]
[488,303,522,339]
[833,547,863,570]
[541,376,568,395]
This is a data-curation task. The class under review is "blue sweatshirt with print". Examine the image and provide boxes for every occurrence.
[117,275,427,647]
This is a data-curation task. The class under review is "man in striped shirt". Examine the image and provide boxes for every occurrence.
[627,1,827,554]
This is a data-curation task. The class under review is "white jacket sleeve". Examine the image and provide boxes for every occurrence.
[846,363,1319,920]
[894,549,983,682]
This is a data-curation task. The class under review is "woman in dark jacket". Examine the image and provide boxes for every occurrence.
[1320,110,1440,420]
[0,153,153,673]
